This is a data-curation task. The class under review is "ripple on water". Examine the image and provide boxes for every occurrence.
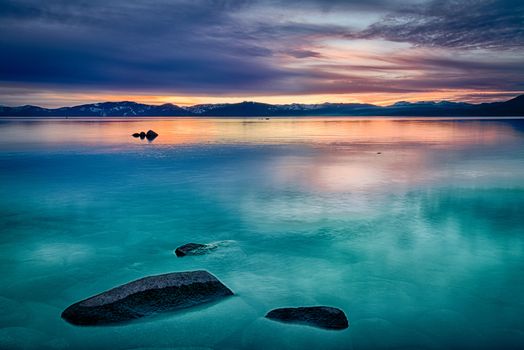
[350,318,435,350]
[0,327,68,350]
[0,297,29,326]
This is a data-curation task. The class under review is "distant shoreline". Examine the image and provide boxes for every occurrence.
[2,116,524,120]
[1,95,523,118]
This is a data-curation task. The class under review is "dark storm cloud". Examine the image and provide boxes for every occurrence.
[355,0,524,50]
[0,0,297,93]
[0,0,523,100]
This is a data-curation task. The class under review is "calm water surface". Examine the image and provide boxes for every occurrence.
[1,117,523,349]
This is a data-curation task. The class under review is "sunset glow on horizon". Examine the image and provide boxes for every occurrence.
[1,88,522,109]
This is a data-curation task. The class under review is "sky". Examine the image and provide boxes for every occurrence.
[0,0,523,107]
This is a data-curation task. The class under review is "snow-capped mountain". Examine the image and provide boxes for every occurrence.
[1,95,523,117]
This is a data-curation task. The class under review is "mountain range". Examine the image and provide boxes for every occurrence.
[1,95,523,117]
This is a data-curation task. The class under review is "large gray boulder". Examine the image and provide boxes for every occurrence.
[265,306,349,330]
[62,270,233,326]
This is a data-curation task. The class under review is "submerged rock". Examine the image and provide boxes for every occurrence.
[265,306,349,330]
[174,243,208,257]
[146,129,158,141]
[61,270,233,326]
[174,240,242,260]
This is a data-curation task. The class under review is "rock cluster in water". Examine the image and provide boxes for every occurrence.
[62,240,349,331]
[265,306,349,330]
[132,129,158,141]
[61,270,233,326]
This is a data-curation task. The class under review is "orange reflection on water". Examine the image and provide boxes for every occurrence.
[145,118,519,148]
[1,117,519,148]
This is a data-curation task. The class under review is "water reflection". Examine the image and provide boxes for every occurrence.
[0,117,522,149]
[0,117,523,349]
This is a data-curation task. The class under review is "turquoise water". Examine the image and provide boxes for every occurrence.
[0,117,523,349]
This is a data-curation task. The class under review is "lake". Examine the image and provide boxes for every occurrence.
[1,117,523,349]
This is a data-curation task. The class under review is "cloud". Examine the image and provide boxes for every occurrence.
[0,0,523,104]
[354,0,524,50]
[0,0,297,93]
[284,49,323,59]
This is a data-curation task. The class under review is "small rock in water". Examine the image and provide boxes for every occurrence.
[146,130,158,141]
[175,243,213,257]
[132,130,158,141]
[265,306,349,330]
[61,270,233,326]
[175,240,239,258]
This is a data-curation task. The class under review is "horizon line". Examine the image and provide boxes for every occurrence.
[2,93,523,110]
